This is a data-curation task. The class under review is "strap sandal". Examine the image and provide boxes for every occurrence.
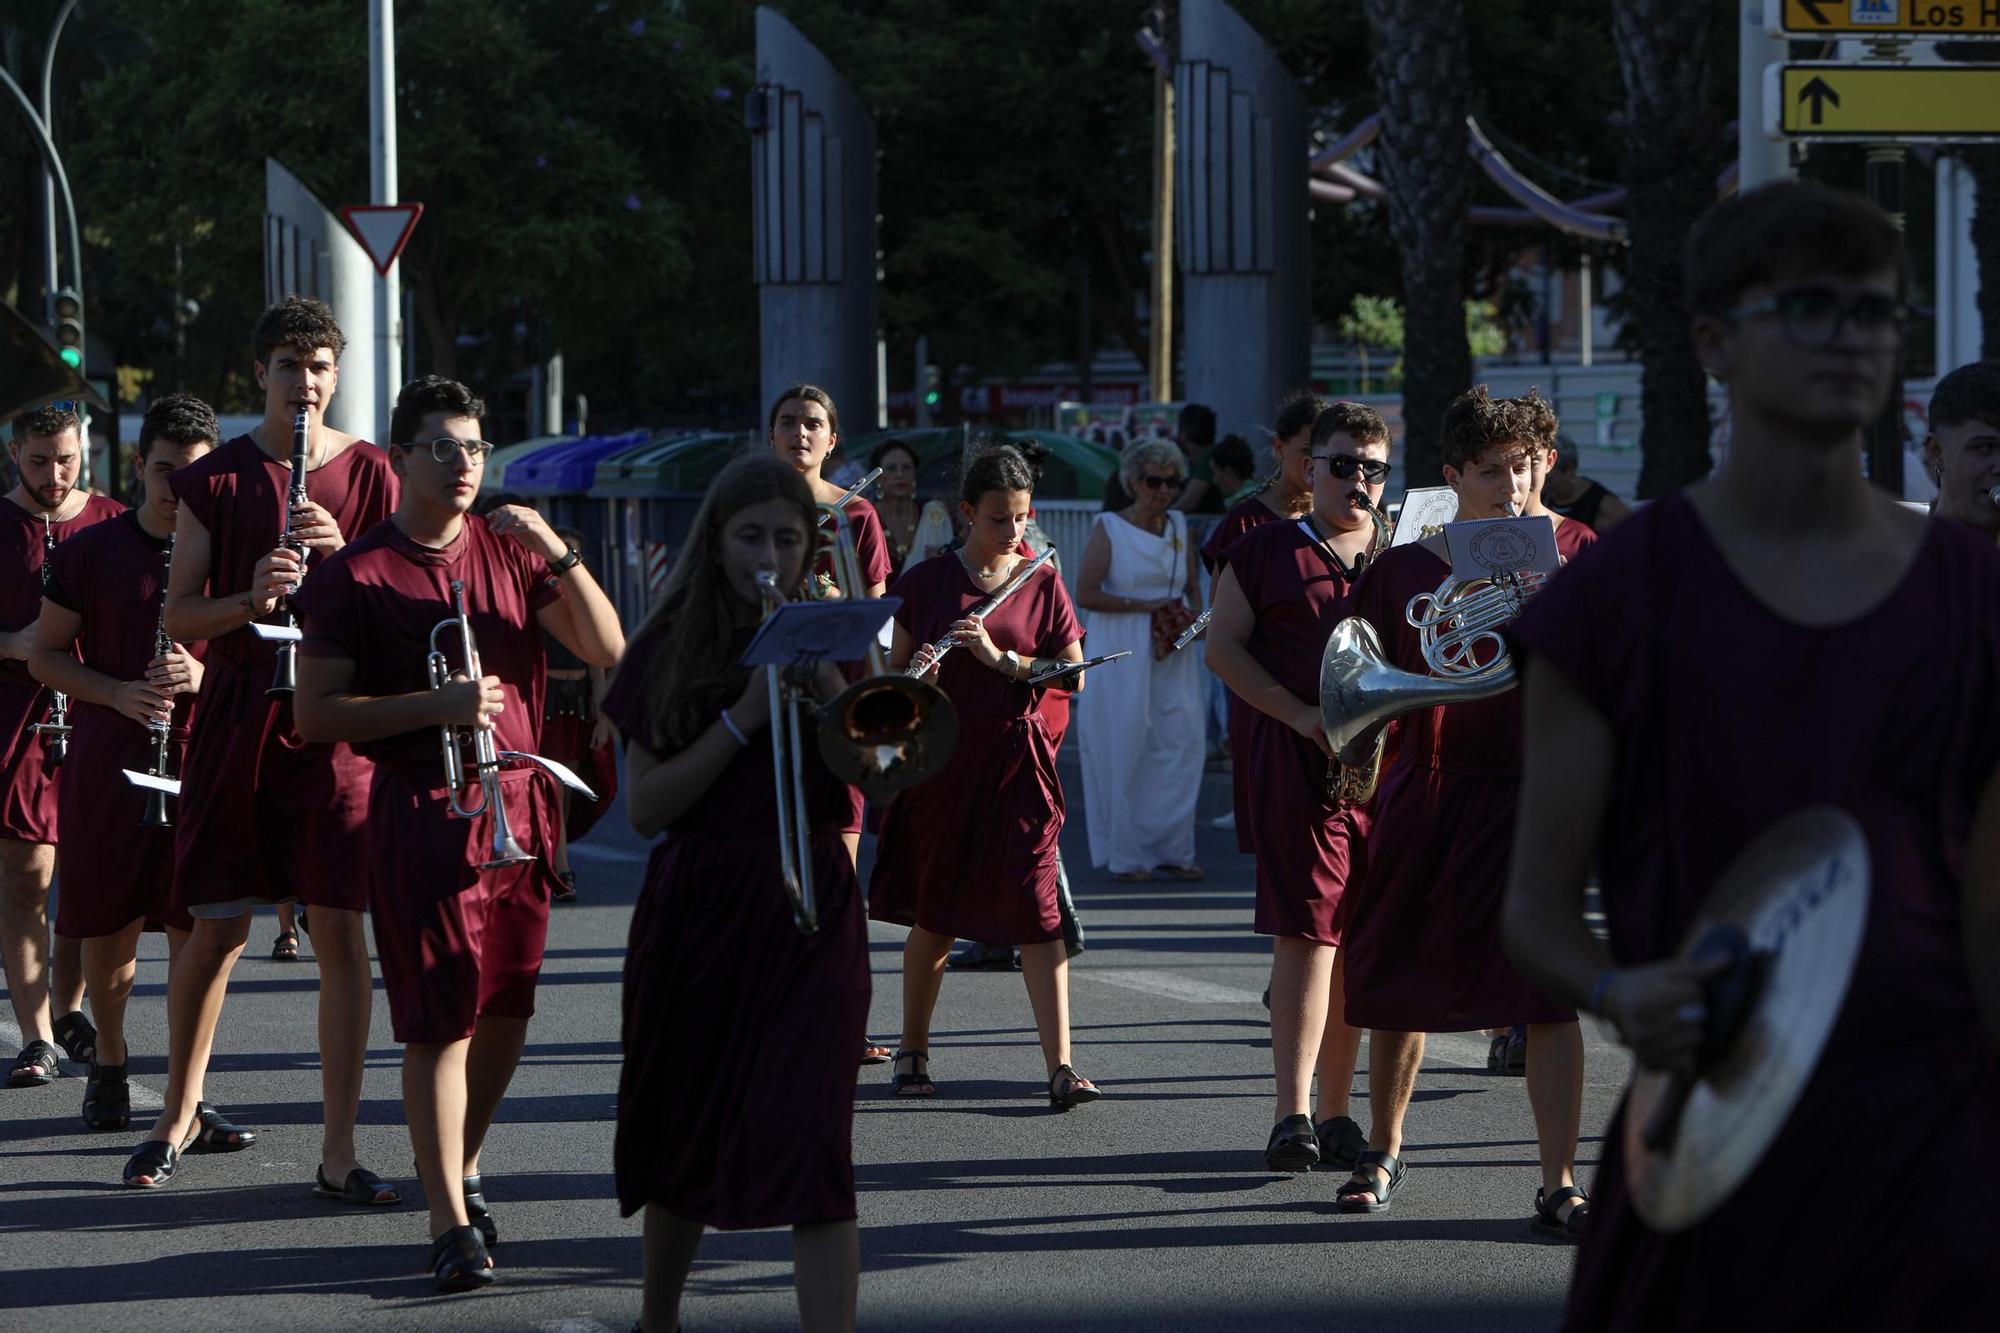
[315,1163,402,1206]
[1335,1150,1407,1214]
[1264,1114,1320,1172]
[1154,863,1205,881]
[123,1119,199,1188]
[1314,1115,1367,1175]
[1530,1184,1590,1242]
[189,1102,257,1152]
[1048,1064,1101,1110]
[553,871,578,904]
[270,931,301,962]
[860,1042,893,1066]
[462,1172,498,1247]
[8,1039,61,1087]
[1487,1025,1528,1076]
[82,1062,131,1131]
[52,1010,98,1064]
[428,1223,496,1294]
[891,1050,935,1098]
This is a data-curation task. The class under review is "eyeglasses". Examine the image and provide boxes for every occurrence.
[1723,288,1912,349]
[1313,453,1390,483]
[404,437,494,464]
[1138,474,1184,490]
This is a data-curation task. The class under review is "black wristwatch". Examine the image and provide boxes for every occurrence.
[549,546,584,576]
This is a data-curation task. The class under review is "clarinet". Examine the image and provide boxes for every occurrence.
[34,514,70,768]
[267,406,309,698]
[142,533,177,828]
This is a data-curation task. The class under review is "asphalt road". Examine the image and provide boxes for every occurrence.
[0,748,1627,1331]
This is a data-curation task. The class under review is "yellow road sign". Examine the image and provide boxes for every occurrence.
[1767,63,2000,140]
[1775,0,2000,35]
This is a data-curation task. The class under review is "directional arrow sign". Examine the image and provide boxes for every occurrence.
[339,203,424,277]
[1772,0,2000,35]
[1765,63,2000,141]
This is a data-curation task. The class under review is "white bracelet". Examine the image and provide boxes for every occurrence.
[719,708,749,747]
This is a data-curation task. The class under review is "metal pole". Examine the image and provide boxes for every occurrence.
[1866,145,1906,496]
[1739,0,1790,192]
[0,65,82,315]
[39,0,78,327]
[1579,252,1594,367]
[369,0,401,440]
[1150,63,1175,402]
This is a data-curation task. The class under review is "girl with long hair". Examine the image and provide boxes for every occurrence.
[603,453,869,1333]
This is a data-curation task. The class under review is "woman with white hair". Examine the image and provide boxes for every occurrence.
[1073,439,1205,880]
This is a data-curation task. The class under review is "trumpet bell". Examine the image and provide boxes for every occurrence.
[1318,615,1515,759]
[816,675,960,802]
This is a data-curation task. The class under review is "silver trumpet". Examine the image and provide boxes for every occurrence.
[427,579,532,869]
[903,546,1056,677]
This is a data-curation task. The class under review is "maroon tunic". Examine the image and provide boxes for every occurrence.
[168,434,397,912]
[1229,520,1373,945]
[1513,496,2000,1330]
[1339,516,1596,1031]
[868,552,1084,944]
[297,516,563,1043]
[827,495,895,590]
[1204,491,1292,853]
[604,622,870,1229]
[44,512,199,935]
[0,493,123,843]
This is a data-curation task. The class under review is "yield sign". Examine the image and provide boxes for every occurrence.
[339,203,424,276]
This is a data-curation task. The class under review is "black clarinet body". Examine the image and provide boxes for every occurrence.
[34,515,70,768]
[267,406,309,698]
[142,532,177,828]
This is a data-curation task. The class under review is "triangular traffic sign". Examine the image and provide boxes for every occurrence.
[339,203,424,276]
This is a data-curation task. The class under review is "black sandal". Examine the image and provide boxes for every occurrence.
[429,1223,495,1294]
[552,871,578,904]
[52,1011,97,1064]
[123,1120,199,1188]
[891,1050,934,1098]
[463,1172,497,1247]
[1264,1114,1320,1172]
[1530,1184,1590,1242]
[315,1163,402,1205]
[82,1062,130,1131]
[1315,1115,1367,1175]
[1335,1150,1406,1214]
[271,931,301,962]
[189,1102,257,1152]
[1048,1064,1101,1110]
[8,1039,60,1087]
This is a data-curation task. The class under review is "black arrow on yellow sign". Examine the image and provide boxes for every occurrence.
[1795,0,1833,25]
[1798,75,1840,125]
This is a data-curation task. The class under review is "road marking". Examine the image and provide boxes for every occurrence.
[1073,968,1265,1006]
[2,1017,165,1110]
[537,1321,620,1333]
[568,844,649,864]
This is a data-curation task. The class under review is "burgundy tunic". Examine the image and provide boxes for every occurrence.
[297,516,564,1043]
[868,552,1084,944]
[0,493,123,843]
[819,495,895,591]
[1229,520,1373,945]
[1339,516,1596,1031]
[1204,491,1292,853]
[44,512,199,935]
[1513,496,2000,1331]
[168,434,397,911]
[605,622,870,1229]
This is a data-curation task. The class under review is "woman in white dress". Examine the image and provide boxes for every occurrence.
[1074,439,1206,881]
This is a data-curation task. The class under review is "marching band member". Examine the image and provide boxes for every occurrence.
[294,375,623,1292]
[1922,359,2000,542]
[1506,181,2000,1329]
[1203,404,1389,1173]
[1,403,123,1087]
[768,383,893,601]
[870,445,1095,1106]
[27,395,212,1129]
[1336,386,1595,1227]
[603,453,869,1333]
[129,297,397,1193]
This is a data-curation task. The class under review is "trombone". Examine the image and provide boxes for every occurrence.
[428,579,533,869]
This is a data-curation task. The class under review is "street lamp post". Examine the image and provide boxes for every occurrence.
[40,0,81,327]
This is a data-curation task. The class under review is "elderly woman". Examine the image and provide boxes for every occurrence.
[1073,439,1205,881]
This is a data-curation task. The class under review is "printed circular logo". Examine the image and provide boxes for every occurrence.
[1469,523,1536,575]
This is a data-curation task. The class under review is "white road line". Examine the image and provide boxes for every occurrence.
[2,1017,166,1110]
[1073,968,1265,1006]
[568,844,650,864]
[537,1321,620,1333]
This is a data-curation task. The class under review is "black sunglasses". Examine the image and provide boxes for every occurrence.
[1314,453,1390,483]
[1138,474,1184,490]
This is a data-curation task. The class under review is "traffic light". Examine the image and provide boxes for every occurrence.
[53,288,83,370]
[922,363,941,409]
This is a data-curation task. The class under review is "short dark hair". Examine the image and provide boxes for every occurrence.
[1686,181,1908,318]
[960,444,1035,506]
[137,393,219,461]
[1310,400,1390,452]
[768,383,839,438]
[1440,385,1559,471]
[252,295,347,363]
[1273,390,1328,443]
[10,403,82,446]
[1177,402,1217,449]
[1211,434,1255,480]
[868,438,920,472]
[1931,361,2000,432]
[391,375,485,446]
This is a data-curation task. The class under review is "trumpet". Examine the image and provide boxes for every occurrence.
[903,546,1056,677]
[427,579,532,869]
[268,405,310,698]
[142,533,178,828]
[31,514,70,767]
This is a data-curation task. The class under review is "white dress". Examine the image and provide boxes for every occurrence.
[1075,510,1205,874]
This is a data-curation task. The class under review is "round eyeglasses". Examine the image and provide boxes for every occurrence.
[405,437,494,464]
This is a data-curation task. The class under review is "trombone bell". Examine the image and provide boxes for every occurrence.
[816,674,961,802]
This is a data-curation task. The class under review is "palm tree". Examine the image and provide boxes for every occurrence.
[1360,0,1470,489]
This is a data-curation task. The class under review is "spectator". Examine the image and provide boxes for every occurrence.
[1074,438,1205,881]
[1210,434,1258,507]
[1541,437,1631,534]
[1103,402,1218,513]
[868,439,923,577]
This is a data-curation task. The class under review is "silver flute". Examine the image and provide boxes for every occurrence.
[903,547,1056,677]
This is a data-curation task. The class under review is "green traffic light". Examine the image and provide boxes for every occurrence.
[58,348,82,369]
[924,391,940,406]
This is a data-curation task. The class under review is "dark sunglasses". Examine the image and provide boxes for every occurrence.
[1314,453,1390,483]
[1138,474,1184,490]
